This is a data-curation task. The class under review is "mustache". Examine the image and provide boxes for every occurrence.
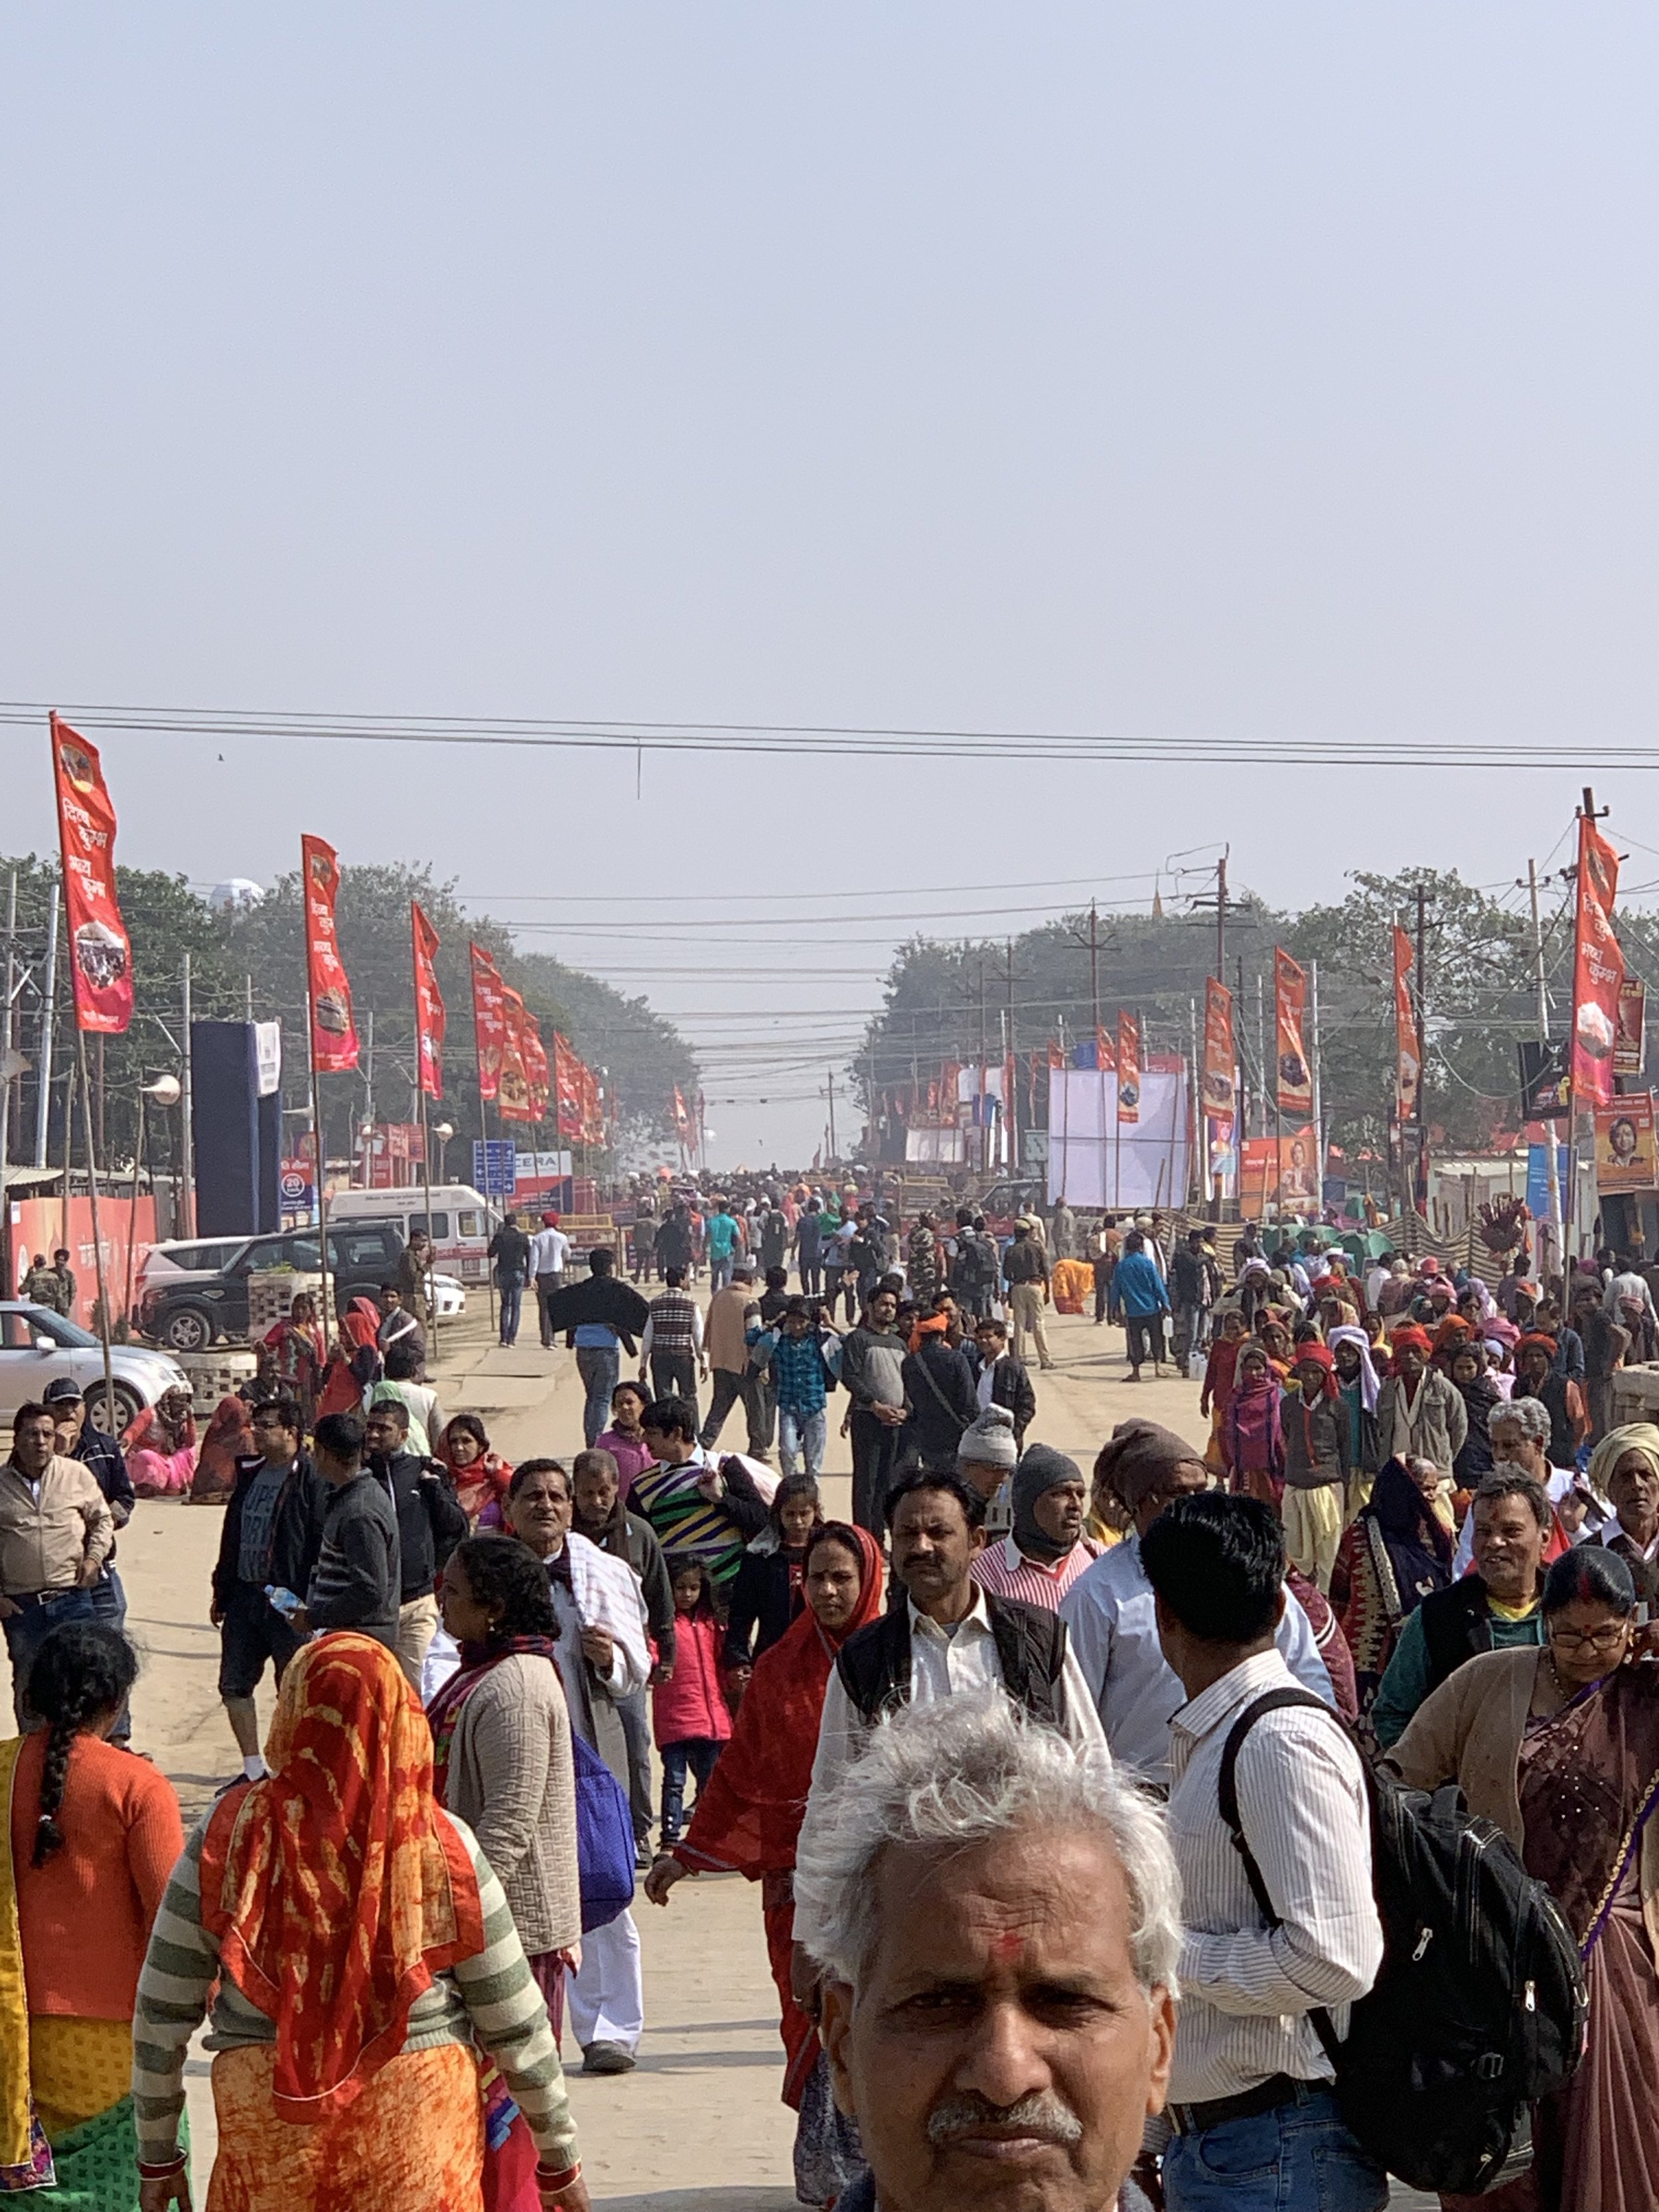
[926,2092,1084,2150]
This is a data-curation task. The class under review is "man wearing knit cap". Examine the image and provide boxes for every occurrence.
[956,1402,1019,1540]
[972,1442,1104,1609]
[1060,1420,1333,1783]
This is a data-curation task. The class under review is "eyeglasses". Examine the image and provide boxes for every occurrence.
[1546,1623,1631,1655]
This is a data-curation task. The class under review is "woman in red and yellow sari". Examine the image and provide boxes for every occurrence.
[642,1521,882,2207]
[131,1633,587,2212]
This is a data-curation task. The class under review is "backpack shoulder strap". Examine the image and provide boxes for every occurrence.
[1216,1687,1346,2066]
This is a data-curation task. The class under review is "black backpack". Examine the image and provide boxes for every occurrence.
[1218,1688,1587,2197]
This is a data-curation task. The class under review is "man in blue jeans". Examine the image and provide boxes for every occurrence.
[1143,1490,1386,2212]
[571,1248,627,1447]
[705,1199,741,1292]
[0,1402,115,1722]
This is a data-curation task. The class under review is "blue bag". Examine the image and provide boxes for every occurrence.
[571,1728,636,1932]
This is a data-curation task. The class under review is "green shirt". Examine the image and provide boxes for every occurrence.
[1372,1601,1546,1747]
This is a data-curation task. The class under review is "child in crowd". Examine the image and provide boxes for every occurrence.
[651,1558,733,1847]
[597,1379,655,1496]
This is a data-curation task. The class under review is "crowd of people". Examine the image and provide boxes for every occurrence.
[1,1184,1658,2212]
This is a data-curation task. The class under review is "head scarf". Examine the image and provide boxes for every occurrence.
[435,1422,514,1524]
[1366,1456,1454,1612]
[198,1634,484,2124]
[673,1522,884,1882]
[1289,1340,1338,1400]
[1516,1331,1559,1367]
[1011,1443,1084,1562]
[1587,1422,1659,1503]
[1388,1324,1433,1376]
[1224,1350,1285,1482]
[342,1297,382,1353]
[907,1310,951,1355]
[1327,1323,1380,1413]
[1431,1313,1475,1358]
[1092,1421,1203,1516]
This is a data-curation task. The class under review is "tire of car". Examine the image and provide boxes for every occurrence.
[94,1382,144,1436]
[159,1303,216,1354]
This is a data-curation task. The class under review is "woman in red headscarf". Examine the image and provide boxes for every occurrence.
[315,1297,385,1424]
[131,1634,587,2212]
[642,1520,883,2207]
[1280,1340,1350,1591]
[1223,1341,1285,1506]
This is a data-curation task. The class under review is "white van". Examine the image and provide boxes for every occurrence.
[326,1184,501,1291]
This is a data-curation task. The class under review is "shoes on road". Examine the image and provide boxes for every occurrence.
[1039,1361,1055,1371]
[582,2041,636,2076]
[634,1837,655,1872]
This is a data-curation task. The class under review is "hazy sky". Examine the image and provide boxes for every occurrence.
[5,5,1658,1165]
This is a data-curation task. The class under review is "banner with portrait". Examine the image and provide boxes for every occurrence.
[1595,1094,1656,1193]
[50,715,133,1035]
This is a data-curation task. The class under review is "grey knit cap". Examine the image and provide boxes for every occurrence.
[958,1402,1019,1471]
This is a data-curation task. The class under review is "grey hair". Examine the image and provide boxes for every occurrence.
[1475,1463,1551,1528]
[793,1692,1181,2000]
[1490,1395,1551,1446]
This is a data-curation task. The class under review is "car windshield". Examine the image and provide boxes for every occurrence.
[20,1309,100,1349]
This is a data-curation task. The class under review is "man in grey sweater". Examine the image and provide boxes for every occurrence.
[301,1412,400,1648]
[841,1284,908,1540]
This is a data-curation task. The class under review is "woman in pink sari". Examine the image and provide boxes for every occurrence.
[123,1386,197,1497]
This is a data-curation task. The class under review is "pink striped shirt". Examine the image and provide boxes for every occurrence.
[970,1533,1106,1611]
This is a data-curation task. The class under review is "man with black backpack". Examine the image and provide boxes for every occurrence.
[1141,1490,1387,2212]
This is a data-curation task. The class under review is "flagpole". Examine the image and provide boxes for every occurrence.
[76,1029,116,1430]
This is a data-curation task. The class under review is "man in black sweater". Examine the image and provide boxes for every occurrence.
[301,1411,401,1652]
[362,1397,468,1686]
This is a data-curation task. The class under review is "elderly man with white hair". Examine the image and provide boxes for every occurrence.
[795,1693,1177,2212]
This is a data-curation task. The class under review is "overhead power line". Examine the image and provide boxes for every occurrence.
[5,698,1658,771]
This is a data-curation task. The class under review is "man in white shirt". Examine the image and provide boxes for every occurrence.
[1143,1489,1385,2212]
[809,1467,1107,1819]
[504,1456,650,2077]
[1059,1422,1334,1785]
[530,1211,572,1351]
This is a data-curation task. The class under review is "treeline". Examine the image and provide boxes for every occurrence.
[858,867,1659,1161]
[0,855,698,1173]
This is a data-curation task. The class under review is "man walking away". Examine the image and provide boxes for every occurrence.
[487,1209,532,1348]
[794,1203,824,1298]
[841,1286,908,1538]
[700,1265,768,1457]
[210,1396,327,1779]
[0,1404,113,1722]
[1002,1220,1054,1372]
[1112,1229,1171,1380]
[640,1266,706,1410]
[1142,1490,1386,2212]
[630,1193,658,1284]
[847,1206,889,1316]
[363,1397,468,1686]
[1171,1229,1218,1370]
[301,1411,400,1647]
[530,1211,571,1350]
[705,1198,742,1293]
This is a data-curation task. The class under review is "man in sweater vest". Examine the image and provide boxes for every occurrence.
[807,1469,1108,1824]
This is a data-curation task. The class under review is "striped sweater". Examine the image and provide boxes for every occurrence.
[131,1810,577,2171]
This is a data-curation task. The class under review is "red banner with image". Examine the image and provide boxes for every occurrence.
[1393,924,1419,1118]
[1571,814,1624,1107]
[1274,947,1312,1115]
[497,987,533,1122]
[1116,1011,1141,1125]
[470,944,504,1100]
[411,902,445,1102]
[301,836,359,1072]
[554,1034,583,1141]
[1202,978,1236,1135]
[522,1013,551,1124]
[50,715,133,1035]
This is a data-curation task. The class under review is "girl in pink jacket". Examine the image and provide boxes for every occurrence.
[652,1557,734,1845]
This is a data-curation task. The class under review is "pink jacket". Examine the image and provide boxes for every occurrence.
[651,1612,733,1748]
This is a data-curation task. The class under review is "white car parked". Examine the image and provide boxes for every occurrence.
[0,1303,191,1434]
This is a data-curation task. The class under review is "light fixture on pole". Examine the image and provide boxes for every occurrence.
[434,1120,454,1181]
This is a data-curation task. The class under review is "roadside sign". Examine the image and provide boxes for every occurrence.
[472,1139,517,1197]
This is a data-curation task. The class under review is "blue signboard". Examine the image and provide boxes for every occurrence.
[472,1139,517,1198]
[1526,1144,1571,1218]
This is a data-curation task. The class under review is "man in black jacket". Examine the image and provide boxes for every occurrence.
[486,1211,533,1348]
[362,1398,469,1686]
[210,1396,328,1780]
[573,1445,677,1863]
[900,1323,978,1475]
[806,1470,1108,1817]
[964,1315,1038,1451]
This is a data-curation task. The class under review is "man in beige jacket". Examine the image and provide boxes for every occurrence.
[0,1400,115,1719]
[698,1264,770,1460]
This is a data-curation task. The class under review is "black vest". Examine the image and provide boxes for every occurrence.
[1417,1574,1500,1700]
[835,1590,1069,1728]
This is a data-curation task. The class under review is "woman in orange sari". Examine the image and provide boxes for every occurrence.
[131,1633,587,2212]
[642,1522,883,2206]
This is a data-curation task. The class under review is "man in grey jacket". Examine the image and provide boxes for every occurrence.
[841,1284,908,1539]
[301,1412,400,1647]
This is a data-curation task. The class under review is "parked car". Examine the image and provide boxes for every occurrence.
[0,1305,190,1436]
[136,1220,411,1353]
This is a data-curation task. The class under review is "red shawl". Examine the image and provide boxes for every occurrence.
[674,1522,883,1881]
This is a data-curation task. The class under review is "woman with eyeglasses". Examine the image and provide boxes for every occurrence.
[1389,1545,1659,2211]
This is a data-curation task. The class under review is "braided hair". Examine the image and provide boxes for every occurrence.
[28,1623,139,1868]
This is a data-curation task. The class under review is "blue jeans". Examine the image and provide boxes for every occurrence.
[89,1567,132,1741]
[498,1277,524,1345]
[709,1252,734,1293]
[576,1344,621,1447]
[778,1406,828,1479]
[1163,2086,1387,2212]
[3,1587,100,1726]
[659,1736,723,1844]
